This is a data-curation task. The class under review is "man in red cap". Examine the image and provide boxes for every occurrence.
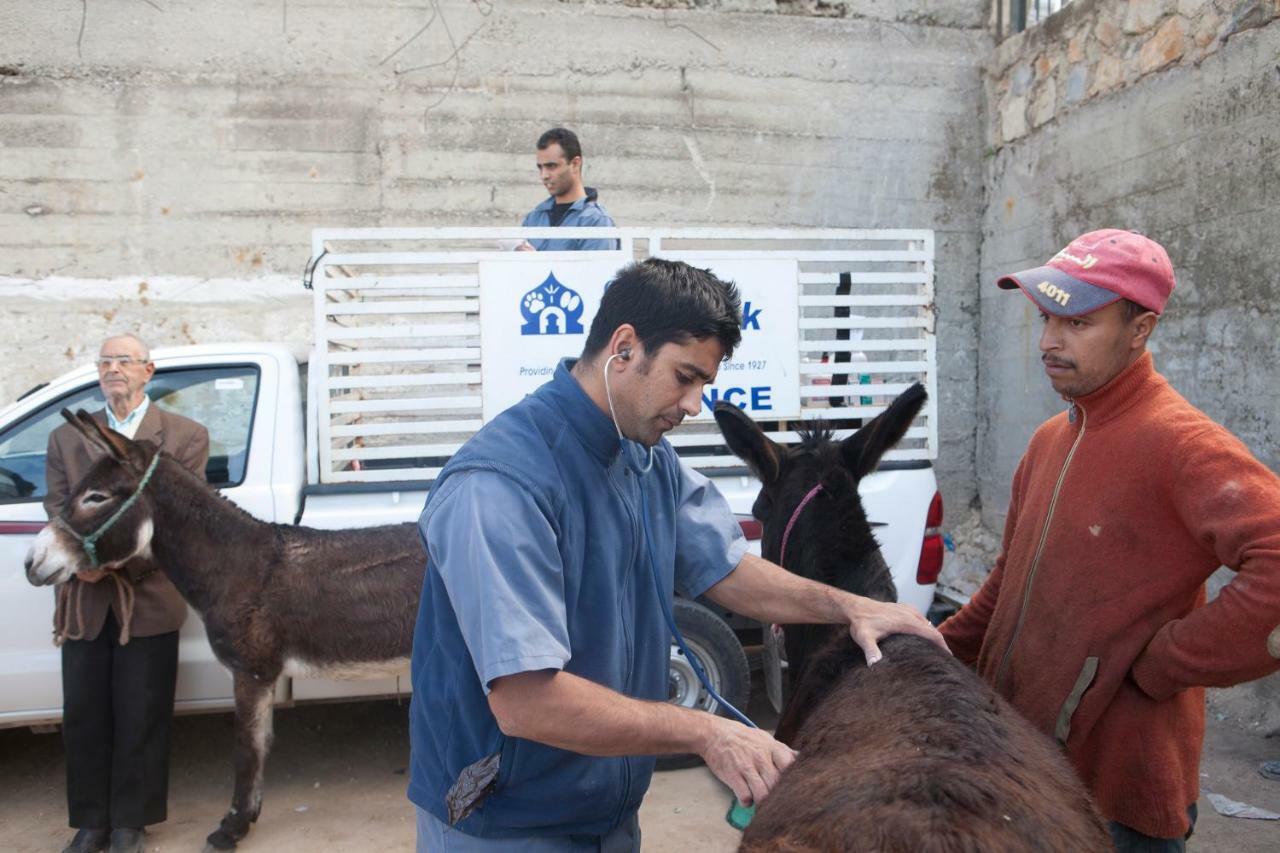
[940,229,1280,852]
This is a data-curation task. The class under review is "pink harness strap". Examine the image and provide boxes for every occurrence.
[778,483,824,569]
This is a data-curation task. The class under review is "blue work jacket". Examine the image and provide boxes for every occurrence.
[408,359,745,839]
[520,187,618,251]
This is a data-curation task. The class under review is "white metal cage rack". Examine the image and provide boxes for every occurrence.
[306,227,937,485]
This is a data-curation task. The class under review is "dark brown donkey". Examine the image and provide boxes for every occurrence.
[24,411,425,851]
[714,385,1111,852]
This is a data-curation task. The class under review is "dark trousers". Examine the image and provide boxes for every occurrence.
[1109,803,1198,853]
[61,611,180,829]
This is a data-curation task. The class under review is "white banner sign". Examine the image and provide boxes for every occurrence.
[478,255,800,421]
[659,255,800,421]
[479,257,622,419]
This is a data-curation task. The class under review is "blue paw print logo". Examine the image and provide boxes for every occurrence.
[520,273,584,336]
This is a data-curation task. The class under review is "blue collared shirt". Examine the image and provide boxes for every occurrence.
[106,394,150,439]
[520,187,618,251]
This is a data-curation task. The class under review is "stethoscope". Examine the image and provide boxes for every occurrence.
[600,348,755,729]
[602,348,655,475]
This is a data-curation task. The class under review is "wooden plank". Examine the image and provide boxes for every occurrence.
[798,405,902,419]
[326,288,479,298]
[799,272,930,285]
[325,322,480,340]
[799,295,930,307]
[325,299,479,316]
[325,349,481,365]
[321,274,478,290]
[329,396,482,414]
[799,340,929,352]
[315,226,627,241]
[799,317,930,330]
[324,466,445,483]
[321,249,625,267]
[665,426,930,447]
[332,443,464,461]
[681,447,929,468]
[326,372,481,390]
[798,360,930,374]
[660,250,928,263]
[329,419,483,437]
[800,382,918,397]
[650,227,931,242]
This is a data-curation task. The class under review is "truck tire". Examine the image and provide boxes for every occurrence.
[657,598,751,772]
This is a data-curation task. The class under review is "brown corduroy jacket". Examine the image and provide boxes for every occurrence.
[940,353,1280,839]
[44,403,209,642]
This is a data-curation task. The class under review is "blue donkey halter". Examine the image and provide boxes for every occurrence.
[55,452,161,569]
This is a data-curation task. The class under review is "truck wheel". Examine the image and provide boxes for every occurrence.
[657,598,751,772]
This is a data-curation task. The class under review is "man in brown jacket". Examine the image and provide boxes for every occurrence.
[45,333,209,853]
[940,231,1280,852]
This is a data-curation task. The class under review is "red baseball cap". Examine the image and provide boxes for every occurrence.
[997,229,1176,317]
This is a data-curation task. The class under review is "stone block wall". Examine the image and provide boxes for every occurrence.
[988,0,1279,147]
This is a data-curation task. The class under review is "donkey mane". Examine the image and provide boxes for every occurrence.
[152,450,293,532]
[794,420,834,449]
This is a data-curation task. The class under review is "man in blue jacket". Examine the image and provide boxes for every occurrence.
[409,259,944,850]
[517,127,617,252]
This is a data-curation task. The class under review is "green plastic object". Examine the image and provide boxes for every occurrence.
[726,798,756,830]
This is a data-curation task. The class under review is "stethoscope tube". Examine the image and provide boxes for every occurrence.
[602,351,756,729]
[603,351,655,474]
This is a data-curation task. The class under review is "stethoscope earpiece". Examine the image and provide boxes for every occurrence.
[602,350,654,474]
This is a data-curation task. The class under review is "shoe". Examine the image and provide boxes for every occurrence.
[61,828,110,853]
[1260,760,1280,781]
[107,827,144,853]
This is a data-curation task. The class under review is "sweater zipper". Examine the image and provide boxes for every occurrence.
[993,400,1087,692]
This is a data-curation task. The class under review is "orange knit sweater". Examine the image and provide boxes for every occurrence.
[941,352,1280,838]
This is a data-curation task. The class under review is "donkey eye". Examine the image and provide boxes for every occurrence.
[82,493,109,505]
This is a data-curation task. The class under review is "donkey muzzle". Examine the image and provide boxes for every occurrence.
[24,524,79,586]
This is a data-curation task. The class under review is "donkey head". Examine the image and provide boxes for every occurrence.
[714,384,929,678]
[25,410,161,587]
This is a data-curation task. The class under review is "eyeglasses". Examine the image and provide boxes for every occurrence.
[96,356,149,369]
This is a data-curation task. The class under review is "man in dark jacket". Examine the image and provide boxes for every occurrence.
[517,127,617,252]
[46,333,209,853]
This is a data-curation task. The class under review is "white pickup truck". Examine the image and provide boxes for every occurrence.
[0,227,943,731]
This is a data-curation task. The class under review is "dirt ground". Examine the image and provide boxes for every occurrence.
[2,695,1278,852]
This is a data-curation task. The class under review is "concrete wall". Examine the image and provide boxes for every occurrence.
[0,0,990,517]
[977,12,1280,531]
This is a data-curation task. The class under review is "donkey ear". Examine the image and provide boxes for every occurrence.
[714,401,783,485]
[73,409,133,463]
[840,383,928,481]
[63,409,111,453]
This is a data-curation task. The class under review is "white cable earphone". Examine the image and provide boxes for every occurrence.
[602,345,653,473]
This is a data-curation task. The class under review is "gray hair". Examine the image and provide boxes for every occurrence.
[100,332,151,361]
